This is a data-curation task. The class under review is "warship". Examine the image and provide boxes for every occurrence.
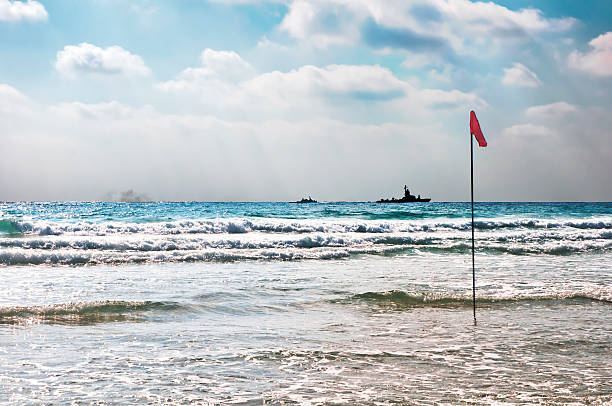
[377,185,431,203]
[294,196,318,203]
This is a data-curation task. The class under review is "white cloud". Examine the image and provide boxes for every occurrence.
[526,102,578,118]
[419,88,486,109]
[568,32,612,77]
[433,0,575,34]
[502,123,554,137]
[0,0,47,22]
[55,43,150,78]
[280,0,316,39]
[240,63,486,115]
[200,48,254,80]
[243,64,406,99]
[502,63,541,87]
[156,48,253,92]
[277,0,574,53]
[158,61,408,120]
[256,36,290,51]
[157,52,485,120]
[280,0,361,47]
[425,63,457,83]
[0,83,34,118]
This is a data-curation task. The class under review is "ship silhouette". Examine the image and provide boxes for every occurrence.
[377,185,431,203]
[293,196,318,203]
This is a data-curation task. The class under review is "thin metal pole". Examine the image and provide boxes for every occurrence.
[471,133,476,324]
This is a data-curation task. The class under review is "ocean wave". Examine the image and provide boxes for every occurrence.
[1,240,610,266]
[0,219,25,236]
[346,289,612,308]
[0,300,188,325]
[0,247,360,266]
[2,217,612,237]
[3,216,612,266]
[473,242,612,256]
[3,227,606,253]
[405,241,612,256]
[1,218,405,236]
[0,234,436,252]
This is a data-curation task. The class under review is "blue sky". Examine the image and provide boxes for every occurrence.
[1,0,611,201]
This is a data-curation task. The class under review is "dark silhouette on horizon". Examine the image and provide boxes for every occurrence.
[294,196,318,203]
[377,185,431,203]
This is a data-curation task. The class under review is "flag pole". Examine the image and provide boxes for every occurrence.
[469,110,486,325]
[470,128,476,325]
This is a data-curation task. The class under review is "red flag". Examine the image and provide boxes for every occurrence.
[470,111,487,147]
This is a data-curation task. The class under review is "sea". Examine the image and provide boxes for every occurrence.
[0,201,610,405]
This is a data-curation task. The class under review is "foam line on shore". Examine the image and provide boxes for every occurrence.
[2,217,612,237]
[0,300,190,325]
[347,289,612,308]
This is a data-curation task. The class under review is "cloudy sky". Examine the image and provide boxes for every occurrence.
[1,0,611,201]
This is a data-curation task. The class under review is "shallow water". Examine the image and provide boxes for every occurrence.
[1,202,610,404]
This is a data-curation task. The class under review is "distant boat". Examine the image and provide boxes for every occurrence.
[377,185,431,203]
[293,196,318,203]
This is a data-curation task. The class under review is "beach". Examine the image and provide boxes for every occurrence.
[1,202,611,404]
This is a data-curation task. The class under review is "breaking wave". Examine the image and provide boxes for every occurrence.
[2,217,612,237]
[2,214,612,266]
[1,239,610,266]
[5,288,608,326]
[0,219,25,236]
[347,289,612,308]
[0,234,434,251]
[0,300,189,325]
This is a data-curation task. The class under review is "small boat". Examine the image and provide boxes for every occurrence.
[294,196,318,203]
[377,185,431,203]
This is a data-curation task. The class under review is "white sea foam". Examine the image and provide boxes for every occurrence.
[2,215,612,265]
[351,285,612,305]
[0,237,610,266]
[0,247,363,265]
[3,216,612,237]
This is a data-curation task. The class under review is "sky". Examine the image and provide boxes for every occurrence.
[0,0,611,202]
